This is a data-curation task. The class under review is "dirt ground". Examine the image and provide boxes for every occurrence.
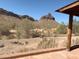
[16,48,79,59]
[0,38,42,55]
[0,36,78,55]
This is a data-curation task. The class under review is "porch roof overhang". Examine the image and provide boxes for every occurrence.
[56,1,79,16]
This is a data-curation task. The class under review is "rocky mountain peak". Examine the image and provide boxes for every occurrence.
[40,13,55,20]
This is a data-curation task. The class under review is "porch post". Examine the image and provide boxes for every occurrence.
[67,15,73,51]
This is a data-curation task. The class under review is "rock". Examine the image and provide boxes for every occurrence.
[11,41,24,45]
[0,44,4,48]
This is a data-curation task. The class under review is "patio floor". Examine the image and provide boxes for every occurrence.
[16,48,79,59]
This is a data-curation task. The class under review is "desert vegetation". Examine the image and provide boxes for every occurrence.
[0,9,59,39]
[0,9,78,40]
[0,8,79,55]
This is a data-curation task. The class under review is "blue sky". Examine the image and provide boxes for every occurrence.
[0,0,78,23]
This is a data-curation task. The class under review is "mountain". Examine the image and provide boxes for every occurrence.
[0,8,36,36]
[40,13,55,21]
[0,8,58,29]
[21,15,35,21]
[39,13,58,28]
[0,8,20,19]
[0,8,35,21]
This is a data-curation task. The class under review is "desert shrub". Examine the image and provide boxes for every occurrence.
[37,37,48,49]
[18,48,28,52]
[73,20,79,34]
[72,38,79,45]
[18,48,35,53]
[55,22,67,34]
[15,19,35,39]
[8,34,16,39]
[1,35,8,40]
[0,18,36,39]
[37,37,57,49]
[0,19,16,34]
[31,31,41,38]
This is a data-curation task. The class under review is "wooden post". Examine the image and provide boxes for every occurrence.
[67,15,73,51]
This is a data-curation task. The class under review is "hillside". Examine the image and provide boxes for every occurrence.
[0,8,35,21]
[0,8,58,27]
[0,8,20,18]
[0,8,59,39]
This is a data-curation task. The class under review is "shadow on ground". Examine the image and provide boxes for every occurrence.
[70,45,79,51]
